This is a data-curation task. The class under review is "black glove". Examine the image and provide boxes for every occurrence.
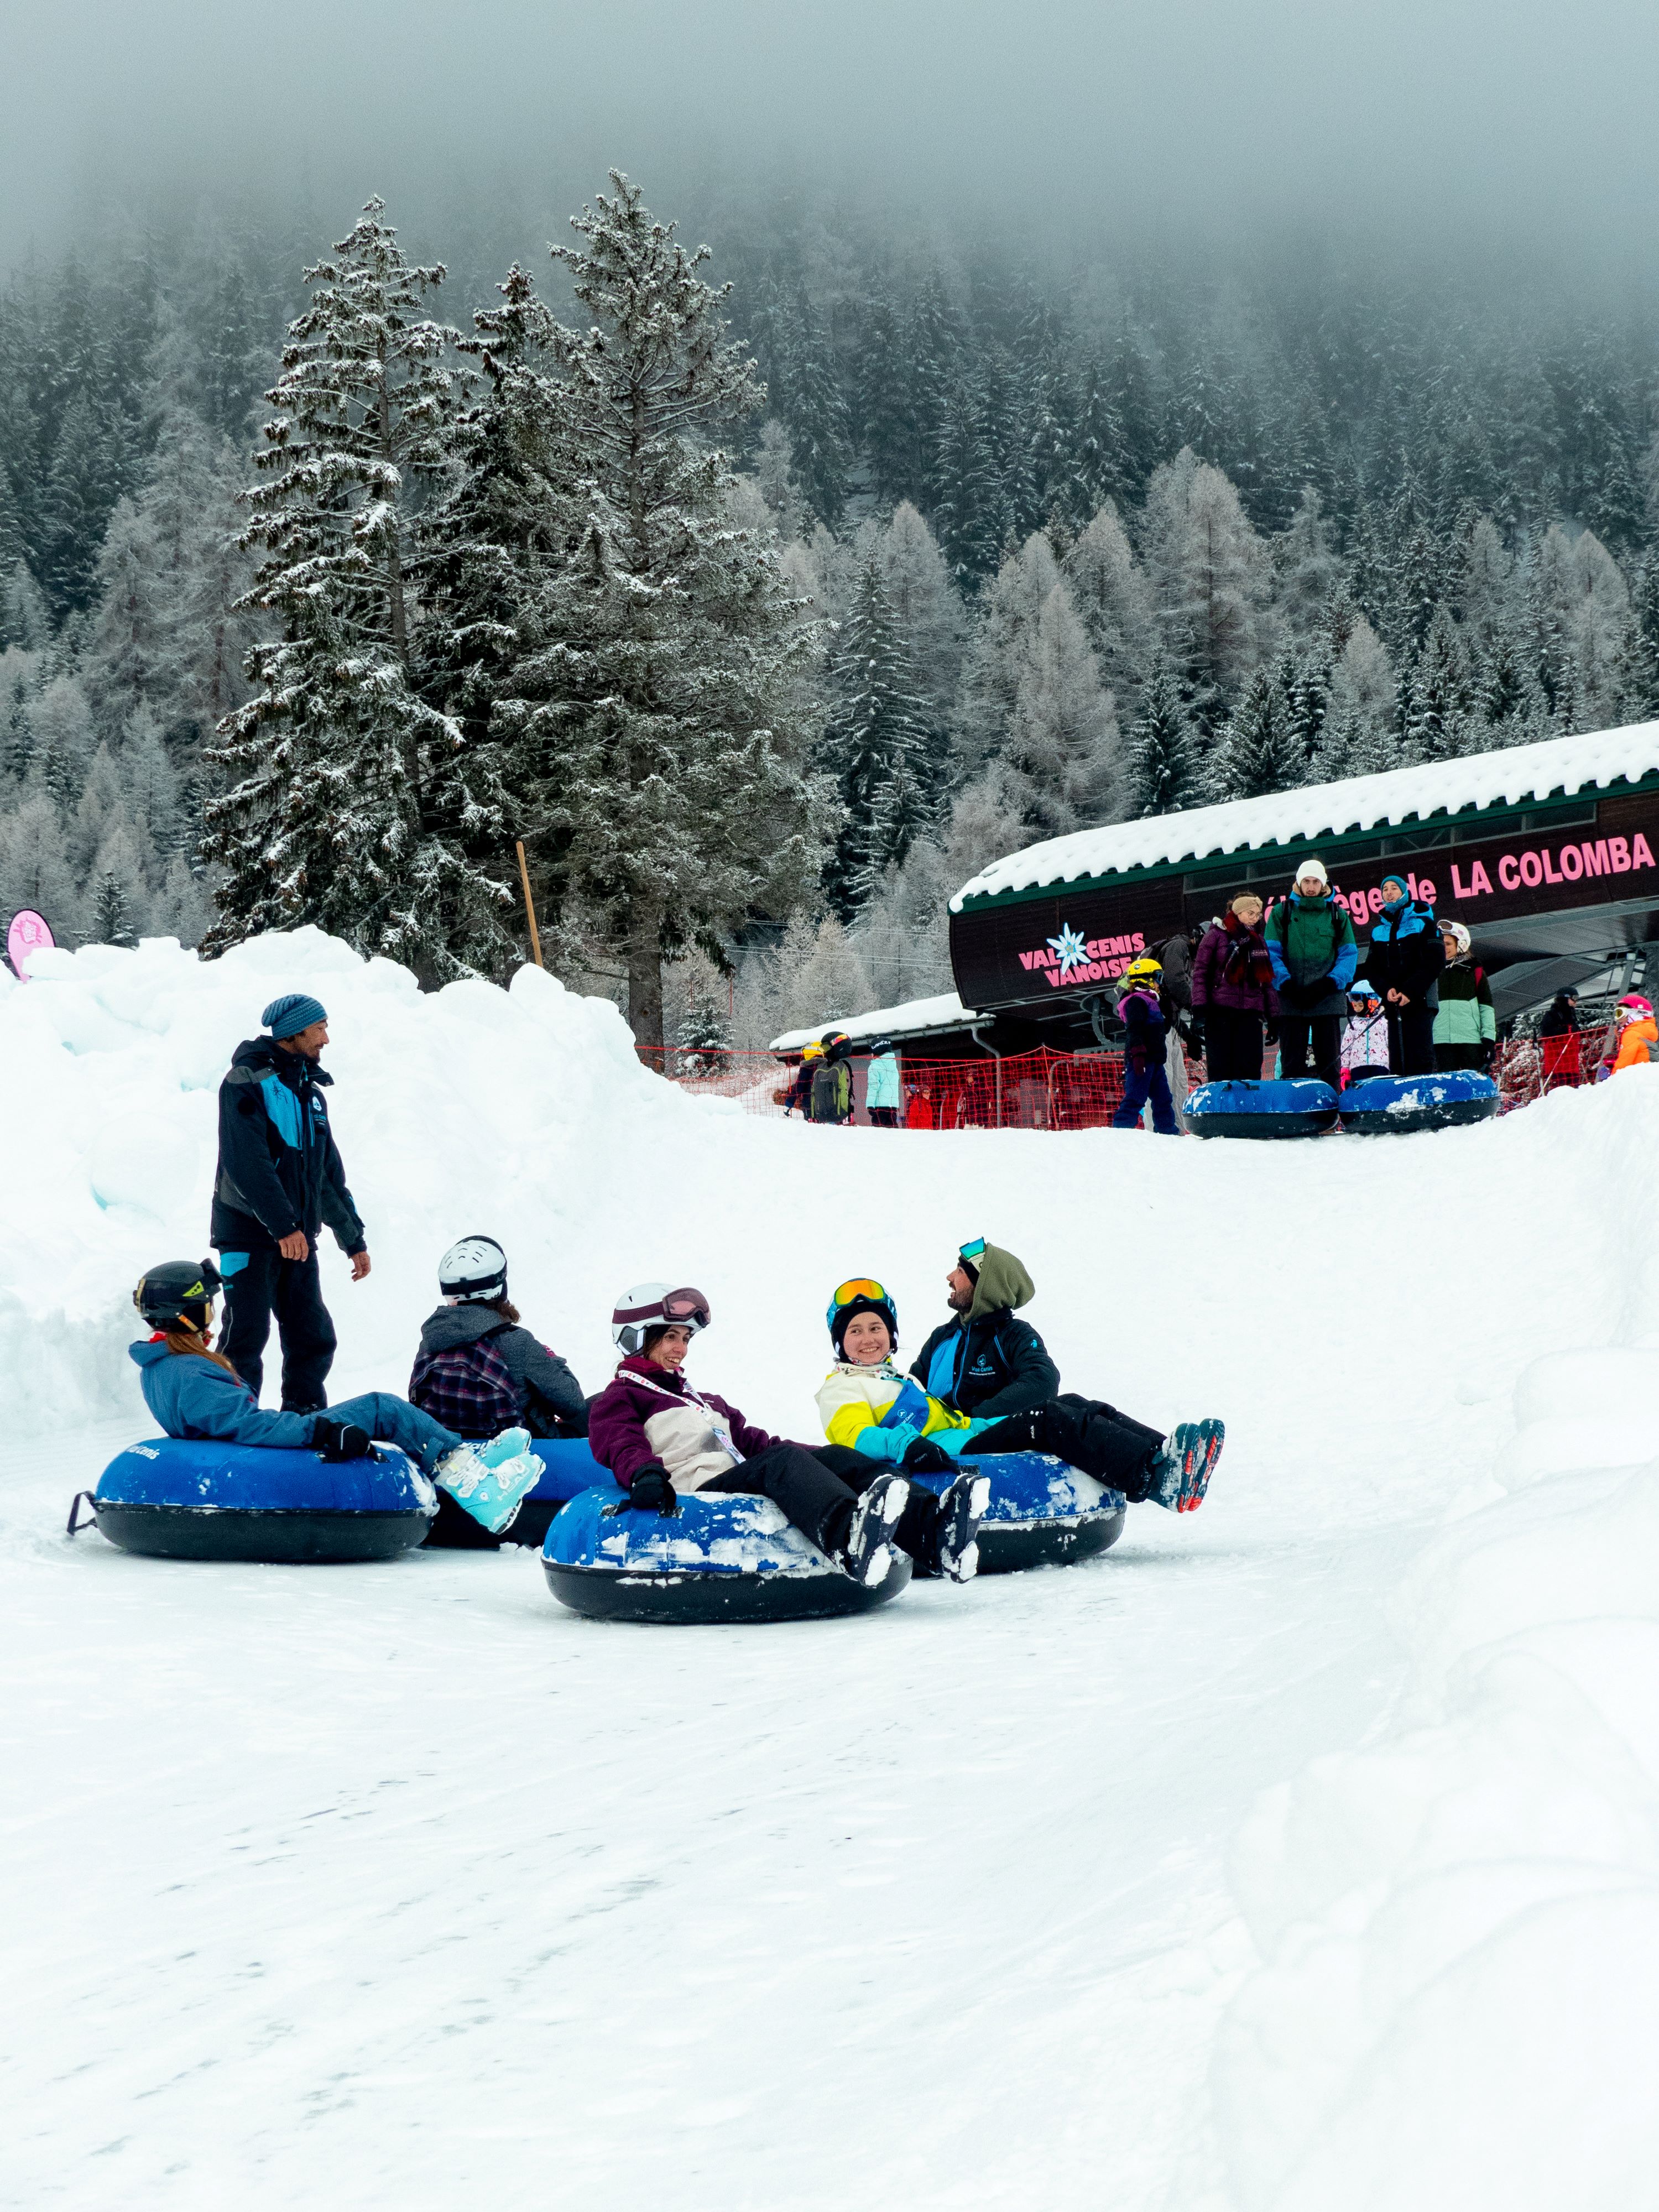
[608,1465,678,1516]
[1286,977,1334,1009]
[313,1420,371,1461]
[901,1436,954,1474]
[1184,1014,1204,1052]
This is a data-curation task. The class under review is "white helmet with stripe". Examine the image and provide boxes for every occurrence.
[611,1281,712,1355]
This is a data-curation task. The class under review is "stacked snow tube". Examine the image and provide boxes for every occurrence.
[1186,1078,1340,1139]
[904,1451,1125,1572]
[77,1438,434,1563]
[541,1483,912,1624]
[425,1436,602,1550]
[1340,1070,1500,1136]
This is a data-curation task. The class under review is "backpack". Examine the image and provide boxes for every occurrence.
[409,1333,520,1438]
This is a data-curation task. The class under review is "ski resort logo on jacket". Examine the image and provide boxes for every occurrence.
[1019,926,1146,987]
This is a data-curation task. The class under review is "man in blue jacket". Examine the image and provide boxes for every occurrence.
[211,993,371,1410]
[910,1240,1060,1419]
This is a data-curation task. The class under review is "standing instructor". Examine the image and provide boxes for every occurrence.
[211,993,371,1410]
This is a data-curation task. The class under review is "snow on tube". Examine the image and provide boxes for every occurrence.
[904,1451,1125,1572]
[74,1437,435,1564]
[1340,1069,1500,1136]
[541,1481,912,1624]
[425,1436,602,1551]
[1186,1077,1340,1139]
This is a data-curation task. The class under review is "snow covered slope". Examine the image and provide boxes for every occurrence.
[4,931,1659,2210]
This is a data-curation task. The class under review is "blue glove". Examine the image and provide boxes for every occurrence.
[854,1422,919,1462]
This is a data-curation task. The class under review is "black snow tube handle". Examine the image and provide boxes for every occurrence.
[66,1490,98,1537]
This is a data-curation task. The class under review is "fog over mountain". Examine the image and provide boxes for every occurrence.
[7,0,1659,269]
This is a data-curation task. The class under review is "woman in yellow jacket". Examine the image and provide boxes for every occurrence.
[1606,994,1657,1075]
[816,1278,1227,1512]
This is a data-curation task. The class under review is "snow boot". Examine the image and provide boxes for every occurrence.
[935,1467,991,1583]
[838,1473,910,1587]
[435,1434,544,1536]
[1142,1420,1225,1513]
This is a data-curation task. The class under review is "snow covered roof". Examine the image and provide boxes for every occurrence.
[951,722,1659,909]
[768,992,978,1056]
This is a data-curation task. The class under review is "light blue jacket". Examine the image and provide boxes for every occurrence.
[865,1052,900,1110]
[130,1338,316,1447]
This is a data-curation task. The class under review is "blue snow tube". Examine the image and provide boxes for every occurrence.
[903,1451,1126,1572]
[1340,1069,1500,1135]
[1186,1077,1340,1139]
[71,1438,435,1564]
[541,1482,912,1624]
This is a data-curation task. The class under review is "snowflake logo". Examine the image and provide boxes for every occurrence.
[1047,924,1089,975]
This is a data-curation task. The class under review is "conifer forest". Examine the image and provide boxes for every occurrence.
[5,181,1659,1046]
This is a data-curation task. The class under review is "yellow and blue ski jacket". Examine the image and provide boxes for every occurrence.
[815,1360,993,1462]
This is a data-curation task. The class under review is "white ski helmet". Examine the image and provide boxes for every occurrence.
[439,1235,509,1304]
[611,1281,712,1355]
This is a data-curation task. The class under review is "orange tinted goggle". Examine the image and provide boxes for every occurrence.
[831,1278,889,1308]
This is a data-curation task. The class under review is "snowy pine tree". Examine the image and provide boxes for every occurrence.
[1001,582,1123,836]
[821,555,937,914]
[503,175,828,1053]
[1213,667,1301,799]
[204,201,511,984]
[675,956,733,1078]
[1127,656,1202,816]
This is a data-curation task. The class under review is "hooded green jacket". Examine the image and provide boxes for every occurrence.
[909,1243,1060,1419]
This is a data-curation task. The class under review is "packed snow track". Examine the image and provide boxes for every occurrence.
[4,933,1657,2212]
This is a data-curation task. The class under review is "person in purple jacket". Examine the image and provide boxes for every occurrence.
[587,1282,985,1588]
[1191,893,1276,1081]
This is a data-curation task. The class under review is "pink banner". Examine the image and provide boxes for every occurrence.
[7,909,55,980]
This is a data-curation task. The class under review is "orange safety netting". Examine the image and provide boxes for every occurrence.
[637,1027,1620,1128]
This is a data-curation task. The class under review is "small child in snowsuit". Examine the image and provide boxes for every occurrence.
[1340,980,1390,1088]
[1604,993,1658,1077]
[1110,956,1180,1133]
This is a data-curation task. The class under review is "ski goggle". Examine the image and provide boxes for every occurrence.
[958,1239,987,1262]
[660,1287,711,1329]
[830,1278,890,1310]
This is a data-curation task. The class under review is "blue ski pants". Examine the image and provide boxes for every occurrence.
[326,1392,461,1475]
[1113,1060,1179,1134]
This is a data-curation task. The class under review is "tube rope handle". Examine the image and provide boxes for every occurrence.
[66,1490,97,1537]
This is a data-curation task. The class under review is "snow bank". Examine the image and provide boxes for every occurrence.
[0,930,665,1434]
[952,719,1659,904]
[1200,1073,1659,2212]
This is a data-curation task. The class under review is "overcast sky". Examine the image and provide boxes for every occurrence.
[5,0,1658,269]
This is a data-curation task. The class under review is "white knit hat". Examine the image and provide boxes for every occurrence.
[1293,856,1329,888]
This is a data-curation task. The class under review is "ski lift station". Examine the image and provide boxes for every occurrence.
[773,722,1659,1065]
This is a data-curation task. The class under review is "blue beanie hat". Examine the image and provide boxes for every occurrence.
[262,993,327,1040]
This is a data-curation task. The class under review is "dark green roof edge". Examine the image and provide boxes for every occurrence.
[953,770,1659,915]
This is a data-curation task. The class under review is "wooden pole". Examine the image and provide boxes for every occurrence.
[515,839,544,969]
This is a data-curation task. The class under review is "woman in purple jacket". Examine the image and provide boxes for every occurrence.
[587,1282,985,1586]
[1191,893,1276,1081]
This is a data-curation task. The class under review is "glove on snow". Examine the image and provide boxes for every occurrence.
[611,1466,678,1516]
[901,1436,955,1474]
[313,1420,371,1461]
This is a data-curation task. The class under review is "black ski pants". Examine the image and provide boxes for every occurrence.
[218,1246,337,1411]
[1201,1006,1265,1082]
[868,1107,899,1128]
[1387,1004,1437,1076]
[1278,1013,1342,1092]
[703,1441,947,1571]
[969,1394,1163,1500]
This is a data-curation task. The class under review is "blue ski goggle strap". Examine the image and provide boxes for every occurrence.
[959,1238,987,1262]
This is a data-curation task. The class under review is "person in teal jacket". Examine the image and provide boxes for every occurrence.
[864,1039,901,1127]
[1432,922,1496,1072]
[1264,859,1358,1091]
[128,1259,542,1534]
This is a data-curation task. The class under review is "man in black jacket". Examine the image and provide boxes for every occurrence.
[211,993,370,1410]
[910,1240,1060,1418]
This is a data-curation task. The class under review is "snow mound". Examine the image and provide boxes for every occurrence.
[1202,1101,1659,2211]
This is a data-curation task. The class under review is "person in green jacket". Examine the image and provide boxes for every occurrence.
[1263,859,1359,1092]
[1432,922,1497,1073]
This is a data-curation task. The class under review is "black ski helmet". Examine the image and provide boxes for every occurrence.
[134,1258,224,1330]
[438,1235,509,1304]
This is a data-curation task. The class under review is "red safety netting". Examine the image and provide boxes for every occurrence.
[637,1027,1622,1128]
